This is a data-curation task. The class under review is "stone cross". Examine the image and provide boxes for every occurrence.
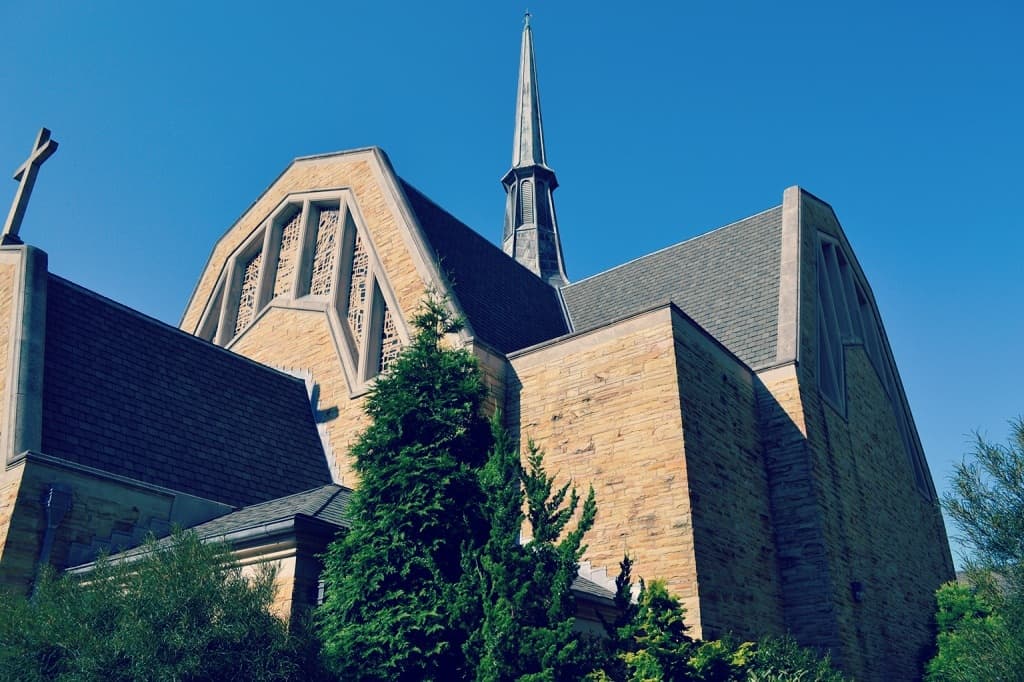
[2,128,58,246]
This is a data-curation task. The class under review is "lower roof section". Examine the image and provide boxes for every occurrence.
[41,275,333,508]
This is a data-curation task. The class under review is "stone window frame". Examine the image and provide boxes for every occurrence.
[196,189,409,394]
[816,232,932,498]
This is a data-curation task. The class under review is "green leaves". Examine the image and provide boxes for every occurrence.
[473,428,601,681]
[316,297,492,681]
[929,417,1024,681]
[317,294,606,680]
[0,530,316,682]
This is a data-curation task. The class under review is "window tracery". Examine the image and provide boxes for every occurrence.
[347,233,369,347]
[310,207,340,296]
[816,233,931,497]
[273,211,303,298]
[235,250,263,335]
[379,305,402,373]
[209,193,406,387]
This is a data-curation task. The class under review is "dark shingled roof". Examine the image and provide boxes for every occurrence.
[41,276,333,507]
[184,484,351,539]
[400,179,569,354]
[184,483,609,600]
[572,575,616,601]
[561,207,784,369]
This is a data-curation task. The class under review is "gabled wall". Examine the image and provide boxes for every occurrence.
[761,187,954,680]
[179,149,472,488]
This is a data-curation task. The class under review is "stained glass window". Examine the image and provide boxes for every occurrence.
[235,250,263,335]
[273,211,303,298]
[379,305,402,373]
[347,233,369,347]
[310,207,339,296]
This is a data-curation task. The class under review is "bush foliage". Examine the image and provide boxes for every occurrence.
[928,417,1024,681]
[591,558,847,682]
[0,530,316,682]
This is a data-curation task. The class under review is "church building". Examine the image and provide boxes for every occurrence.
[0,18,952,681]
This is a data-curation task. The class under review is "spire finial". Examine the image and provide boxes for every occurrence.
[524,9,531,27]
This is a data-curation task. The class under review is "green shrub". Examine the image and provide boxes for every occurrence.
[0,530,319,682]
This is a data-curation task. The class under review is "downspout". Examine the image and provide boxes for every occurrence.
[31,482,72,597]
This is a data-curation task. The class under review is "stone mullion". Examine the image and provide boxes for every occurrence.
[254,221,276,311]
[216,260,242,346]
[291,201,314,299]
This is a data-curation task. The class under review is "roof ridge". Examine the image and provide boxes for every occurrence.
[49,274,309,386]
[308,484,346,518]
[237,483,341,513]
[565,204,783,288]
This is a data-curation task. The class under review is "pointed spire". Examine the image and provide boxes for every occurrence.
[502,13,568,287]
[511,10,547,169]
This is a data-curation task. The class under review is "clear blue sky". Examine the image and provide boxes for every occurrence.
[2,1,1021,565]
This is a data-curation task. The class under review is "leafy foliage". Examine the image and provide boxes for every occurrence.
[316,297,492,680]
[0,530,315,682]
[592,560,847,682]
[943,417,1024,591]
[928,417,1024,681]
[618,580,697,681]
[743,636,846,682]
[470,430,600,681]
[926,582,1024,681]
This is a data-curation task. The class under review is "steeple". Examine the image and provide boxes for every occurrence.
[502,12,568,287]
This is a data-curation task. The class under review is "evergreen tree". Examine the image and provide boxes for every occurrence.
[471,430,600,681]
[618,579,699,681]
[316,298,493,681]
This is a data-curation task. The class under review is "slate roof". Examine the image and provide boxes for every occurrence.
[572,575,616,601]
[561,206,784,370]
[400,180,570,353]
[179,484,350,540]
[178,483,612,600]
[41,276,333,507]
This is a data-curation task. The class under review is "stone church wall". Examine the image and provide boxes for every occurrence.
[509,305,790,640]
[801,348,953,681]
[508,308,699,621]
[669,311,786,640]
[0,457,220,593]
[0,259,20,559]
[229,307,370,488]
[786,191,954,679]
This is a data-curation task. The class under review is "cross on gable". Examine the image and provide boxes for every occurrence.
[2,127,58,246]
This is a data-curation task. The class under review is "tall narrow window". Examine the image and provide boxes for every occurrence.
[273,211,303,298]
[310,207,340,296]
[521,179,534,223]
[379,305,402,373]
[235,250,263,335]
[347,233,369,347]
[817,244,844,408]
